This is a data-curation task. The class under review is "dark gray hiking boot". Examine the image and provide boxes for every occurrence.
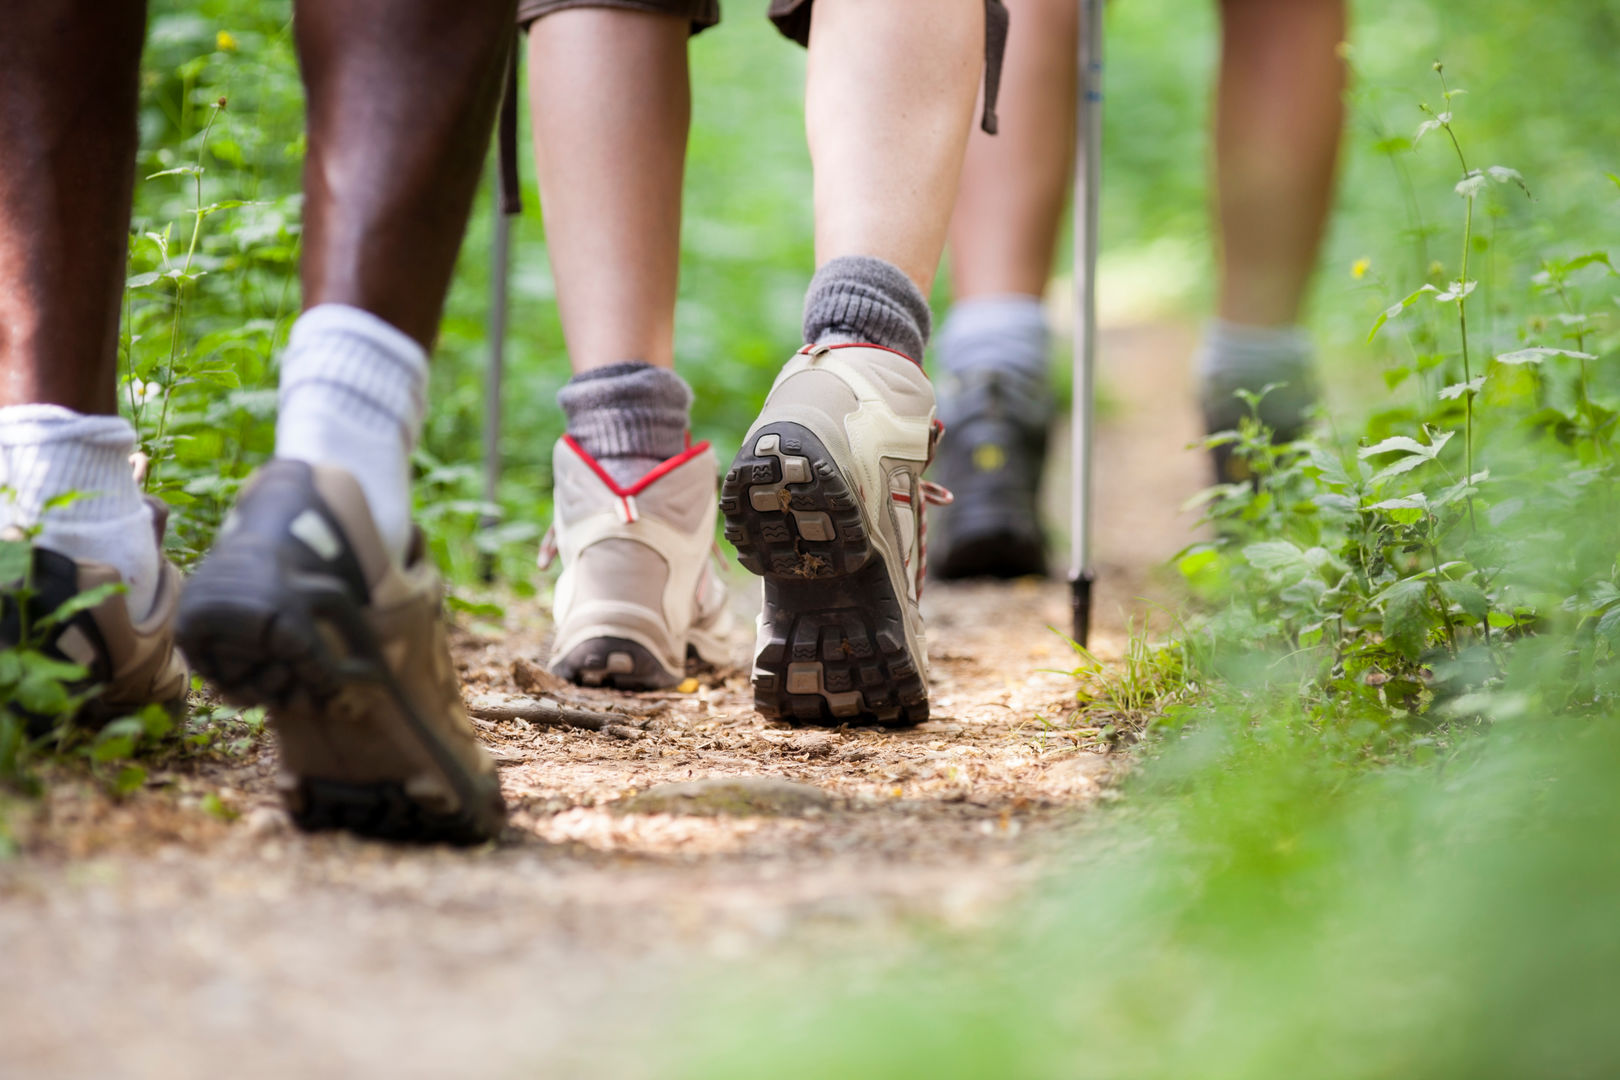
[0,497,189,736]
[1195,323,1319,483]
[176,460,506,845]
[931,367,1050,579]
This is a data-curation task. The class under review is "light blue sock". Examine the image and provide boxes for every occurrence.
[937,294,1050,389]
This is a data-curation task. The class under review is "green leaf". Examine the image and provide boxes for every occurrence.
[1369,494,1430,511]
[1359,436,1429,458]
[90,735,136,763]
[1440,581,1489,620]
[1486,165,1530,197]
[111,764,148,796]
[0,539,30,585]
[1455,172,1488,199]
[1368,285,1439,342]
[0,651,22,689]
[1243,541,1310,576]
[1496,347,1597,365]
[125,271,163,289]
[1556,252,1616,276]
[16,673,70,716]
[1438,377,1486,401]
[37,581,125,631]
[1377,578,1433,659]
[201,792,239,822]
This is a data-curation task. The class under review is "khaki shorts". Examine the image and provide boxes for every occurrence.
[516,0,816,46]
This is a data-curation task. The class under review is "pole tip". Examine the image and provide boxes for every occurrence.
[1071,571,1096,649]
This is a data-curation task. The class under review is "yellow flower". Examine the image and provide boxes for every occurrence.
[1352,258,1372,280]
[216,30,238,52]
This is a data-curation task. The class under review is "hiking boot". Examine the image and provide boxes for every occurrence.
[1196,322,1319,484]
[176,460,505,845]
[542,437,733,690]
[1199,376,1318,484]
[0,497,189,736]
[932,367,1050,579]
[720,343,946,726]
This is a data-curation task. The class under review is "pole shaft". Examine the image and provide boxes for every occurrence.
[481,172,511,583]
[1070,0,1105,645]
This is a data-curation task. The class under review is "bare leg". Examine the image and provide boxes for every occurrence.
[526,10,690,374]
[948,0,1077,301]
[0,0,147,413]
[1214,0,1347,327]
[806,0,984,294]
[295,0,517,349]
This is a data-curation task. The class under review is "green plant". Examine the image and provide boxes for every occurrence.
[1181,62,1618,733]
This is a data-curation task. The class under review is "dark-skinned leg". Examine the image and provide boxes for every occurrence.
[176,0,518,843]
[294,0,517,348]
[0,0,147,414]
[0,1,170,629]
[268,0,519,563]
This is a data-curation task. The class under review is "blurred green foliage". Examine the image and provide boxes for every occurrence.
[128,0,1620,590]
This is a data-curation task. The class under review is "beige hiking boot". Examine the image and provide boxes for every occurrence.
[176,460,505,844]
[542,437,733,689]
[720,343,949,726]
[0,497,189,734]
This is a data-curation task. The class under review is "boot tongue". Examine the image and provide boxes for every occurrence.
[600,454,665,489]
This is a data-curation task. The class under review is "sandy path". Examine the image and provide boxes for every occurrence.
[0,322,1204,1080]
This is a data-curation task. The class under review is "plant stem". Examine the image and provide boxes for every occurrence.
[1457,192,1478,537]
[151,104,224,488]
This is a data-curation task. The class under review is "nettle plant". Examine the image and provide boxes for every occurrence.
[1185,64,1620,722]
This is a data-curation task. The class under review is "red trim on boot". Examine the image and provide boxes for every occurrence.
[799,341,926,371]
[560,435,713,497]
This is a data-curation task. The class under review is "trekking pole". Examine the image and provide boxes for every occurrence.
[1070,0,1104,647]
[481,165,512,585]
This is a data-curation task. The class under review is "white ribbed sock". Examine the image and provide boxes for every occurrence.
[0,405,160,620]
[274,304,427,565]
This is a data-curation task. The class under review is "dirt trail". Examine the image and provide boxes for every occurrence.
[0,323,1205,1080]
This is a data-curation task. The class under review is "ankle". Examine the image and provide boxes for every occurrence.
[0,405,160,617]
[938,294,1050,389]
[557,362,692,487]
[803,256,932,363]
[274,304,427,564]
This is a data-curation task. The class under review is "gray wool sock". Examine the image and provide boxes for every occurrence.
[1195,318,1317,435]
[803,255,932,362]
[557,362,693,486]
[937,293,1050,387]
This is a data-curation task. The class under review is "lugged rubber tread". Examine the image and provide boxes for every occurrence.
[177,478,505,848]
[550,635,680,691]
[722,422,928,727]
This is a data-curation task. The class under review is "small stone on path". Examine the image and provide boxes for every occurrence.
[616,777,836,818]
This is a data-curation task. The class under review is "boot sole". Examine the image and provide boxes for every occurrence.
[721,422,928,727]
[934,522,1047,581]
[550,636,682,692]
[177,543,504,845]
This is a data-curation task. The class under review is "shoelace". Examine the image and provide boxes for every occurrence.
[913,480,954,600]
